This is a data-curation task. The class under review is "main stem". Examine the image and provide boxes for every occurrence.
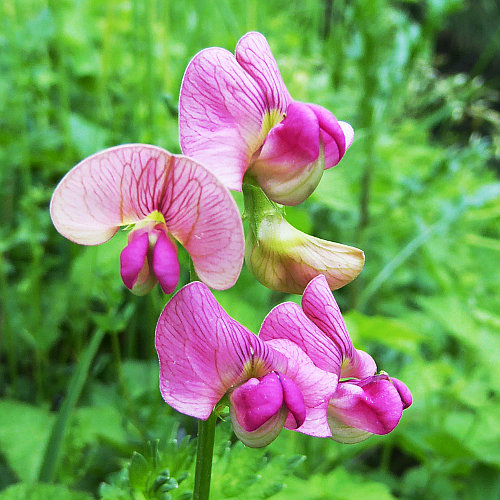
[193,412,217,500]
[189,261,216,500]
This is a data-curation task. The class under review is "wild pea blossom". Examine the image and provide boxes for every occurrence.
[50,145,244,294]
[260,275,412,443]
[155,281,338,448]
[243,183,365,294]
[179,31,353,205]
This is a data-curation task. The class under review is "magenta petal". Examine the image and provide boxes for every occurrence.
[302,275,376,378]
[260,302,343,375]
[161,156,244,290]
[235,32,292,115]
[306,103,348,169]
[155,282,283,420]
[391,377,413,409]
[120,232,149,290]
[278,372,306,429]
[329,375,404,436]
[179,47,268,190]
[265,338,338,437]
[152,231,179,294]
[250,101,323,205]
[230,373,284,432]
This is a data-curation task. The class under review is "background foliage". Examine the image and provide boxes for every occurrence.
[1,0,500,498]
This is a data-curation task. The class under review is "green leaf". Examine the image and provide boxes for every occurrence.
[128,452,150,491]
[0,400,53,482]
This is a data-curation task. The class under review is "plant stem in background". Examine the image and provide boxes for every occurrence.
[38,328,106,483]
[193,412,217,500]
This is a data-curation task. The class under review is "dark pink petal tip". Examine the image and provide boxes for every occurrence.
[328,375,405,436]
[251,101,323,205]
[307,104,350,169]
[152,231,180,294]
[278,372,306,429]
[230,373,284,432]
[120,232,149,290]
[391,377,413,409]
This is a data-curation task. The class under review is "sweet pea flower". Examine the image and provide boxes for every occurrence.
[155,281,338,448]
[50,145,244,294]
[179,31,353,205]
[242,183,364,294]
[260,275,412,443]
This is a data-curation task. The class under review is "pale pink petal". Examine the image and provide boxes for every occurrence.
[229,403,288,448]
[155,282,285,420]
[328,375,405,436]
[306,104,347,169]
[250,101,323,205]
[302,275,376,378]
[160,156,244,290]
[120,232,149,290]
[50,144,174,245]
[265,338,338,438]
[152,232,180,294]
[339,121,354,150]
[246,213,365,294]
[260,302,343,375]
[235,32,292,115]
[230,374,284,432]
[179,47,269,190]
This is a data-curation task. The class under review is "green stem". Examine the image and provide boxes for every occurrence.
[193,412,217,500]
[38,328,106,483]
[242,181,283,234]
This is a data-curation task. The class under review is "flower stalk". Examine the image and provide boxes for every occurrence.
[193,412,217,500]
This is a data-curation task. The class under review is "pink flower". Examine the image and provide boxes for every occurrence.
[179,32,353,205]
[155,281,338,447]
[50,145,244,294]
[260,275,412,443]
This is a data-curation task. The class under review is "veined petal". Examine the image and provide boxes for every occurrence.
[155,282,286,420]
[179,47,269,190]
[250,101,323,205]
[160,156,244,290]
[307,104,348,169]
[235,32,292,115]
[50,144,173,245]
[266,338,338,438]
[245,214,365,294]
[302,275,376,378]
[328,375,405,437]
[260,302,343,375]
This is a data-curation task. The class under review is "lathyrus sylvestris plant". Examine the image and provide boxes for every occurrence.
[49,31,412,500]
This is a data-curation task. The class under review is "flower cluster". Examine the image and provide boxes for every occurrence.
[50,32,412,450]
[156,277,411,447]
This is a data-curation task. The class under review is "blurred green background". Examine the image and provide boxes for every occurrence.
[1,0,500,498]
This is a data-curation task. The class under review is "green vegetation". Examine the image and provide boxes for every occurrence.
[1,0,499,498]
